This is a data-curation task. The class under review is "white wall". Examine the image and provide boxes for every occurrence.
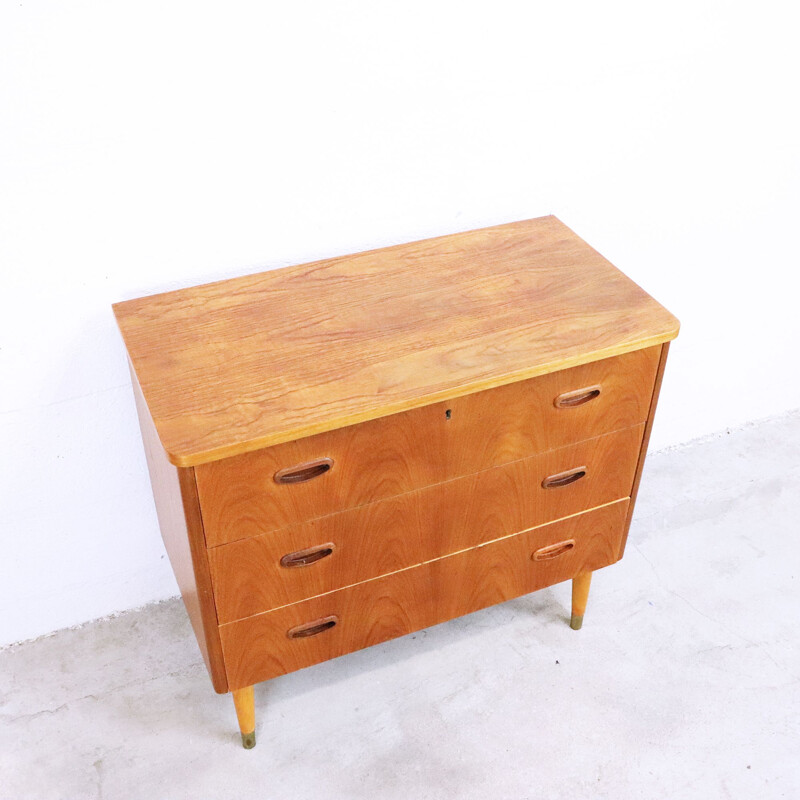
[1,1,798,646]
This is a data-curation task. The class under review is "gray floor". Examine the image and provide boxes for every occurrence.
[2,413,799,800]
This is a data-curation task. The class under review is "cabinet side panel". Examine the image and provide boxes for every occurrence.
[131,367,228,693]
[618,342,670,557]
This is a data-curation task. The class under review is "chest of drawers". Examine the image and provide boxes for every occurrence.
[113,216,679,749]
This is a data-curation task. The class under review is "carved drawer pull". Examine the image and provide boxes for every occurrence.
[274,457,333,484]
[532,539,576,561]
[541,466,587,489]
[280,543,335,568]
[287,616,339,639]
[554,385,601,408]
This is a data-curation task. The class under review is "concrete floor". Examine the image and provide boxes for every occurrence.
[2,412,799,800]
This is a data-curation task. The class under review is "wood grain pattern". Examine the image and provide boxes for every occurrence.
[208,425,643,622]
[197,348,658,546]
[113,217,679,466]
[618,342,671,558]
[219,500,629,689]
[130,366,228,693]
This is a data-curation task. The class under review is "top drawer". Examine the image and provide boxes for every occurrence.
[196,347,659,546]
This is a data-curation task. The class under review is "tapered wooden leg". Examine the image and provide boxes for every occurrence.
[232,686,256,749]
[570,572,592,630]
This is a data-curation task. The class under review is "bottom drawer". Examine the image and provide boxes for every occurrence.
[220,499,629,689]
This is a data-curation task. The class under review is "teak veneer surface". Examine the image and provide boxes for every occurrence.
[130,369,227,692]
[220,499,629,688]
[197,348,658,546]
[209,424,643,621]
[112,217,679,466]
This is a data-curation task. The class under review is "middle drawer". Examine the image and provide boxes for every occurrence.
[209,424,643,623]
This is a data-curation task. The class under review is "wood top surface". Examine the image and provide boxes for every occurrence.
[113,216,679,466]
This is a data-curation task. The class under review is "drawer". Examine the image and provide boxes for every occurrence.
[219,499,629,688]
[209,424,643,622]
[197,347,659,546]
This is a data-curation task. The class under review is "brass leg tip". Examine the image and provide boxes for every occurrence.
[570,614,584,630]
[241,731,256,749]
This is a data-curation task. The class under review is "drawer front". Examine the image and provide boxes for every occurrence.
[209,425,643,622]
[219,499,629,688]
[197,347,658,546]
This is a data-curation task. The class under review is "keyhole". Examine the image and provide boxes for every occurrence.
[445,409,452,420]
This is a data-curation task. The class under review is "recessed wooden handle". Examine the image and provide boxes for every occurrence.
[287,616,339,639]
[280,543,335,568]
[554,385,601,408]
[274,457,333,484]
[541,466,587,489]
[532,539,576,561]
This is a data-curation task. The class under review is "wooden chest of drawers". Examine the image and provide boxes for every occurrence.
[113,216,678,748]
